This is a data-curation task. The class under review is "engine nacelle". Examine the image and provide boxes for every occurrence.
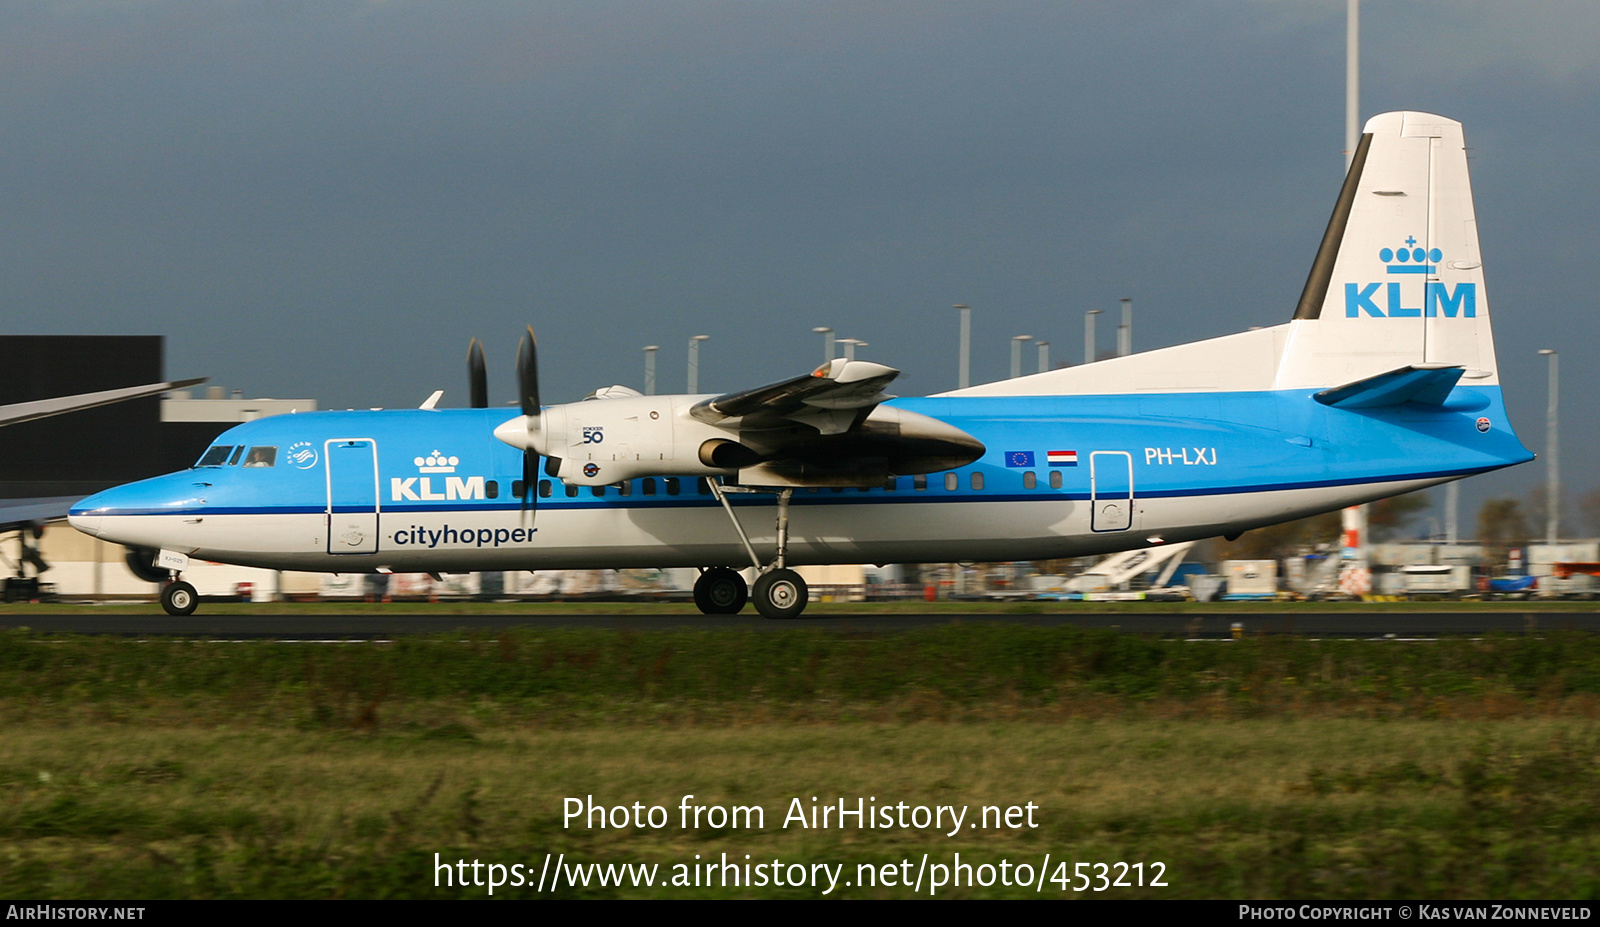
[499,395,747,486]
[494,393,984,488]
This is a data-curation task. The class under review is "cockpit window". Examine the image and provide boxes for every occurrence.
[243,446,277,468]
[227,446,245,466]
[195,445,236,467]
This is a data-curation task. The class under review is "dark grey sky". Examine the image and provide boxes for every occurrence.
[4,1,1596,530]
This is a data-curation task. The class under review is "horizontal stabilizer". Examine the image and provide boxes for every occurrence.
[1313,364,1464,409]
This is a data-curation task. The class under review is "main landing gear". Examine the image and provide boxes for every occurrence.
[692,483,810,620]
[693,567,747,615]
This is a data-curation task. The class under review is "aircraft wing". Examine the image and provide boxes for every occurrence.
[690,359,898,435]
[687,359,982,486]
[0,495,82,528]
[0,377,207,428]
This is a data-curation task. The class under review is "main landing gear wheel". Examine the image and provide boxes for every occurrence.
[693,567,748,615]
[752,568,808,620]
[161,581,199,617]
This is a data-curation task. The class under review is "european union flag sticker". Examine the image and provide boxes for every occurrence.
[1005,450,1035,468]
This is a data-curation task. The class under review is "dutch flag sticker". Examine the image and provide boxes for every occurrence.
[1047,450,1078,467]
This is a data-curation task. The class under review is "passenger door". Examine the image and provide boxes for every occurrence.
[325,439,379,555]
[1090,450,1134,533]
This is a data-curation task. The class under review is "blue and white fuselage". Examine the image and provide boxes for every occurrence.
[66,112,1535,613]
[68,383,1528,572]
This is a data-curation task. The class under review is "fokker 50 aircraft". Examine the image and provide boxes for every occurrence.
[70,112,1532,617]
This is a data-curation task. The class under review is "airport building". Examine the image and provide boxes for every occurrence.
[2,335,316,600]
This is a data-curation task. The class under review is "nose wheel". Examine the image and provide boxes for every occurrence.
[693,567,748,615]
[161,580,199,616]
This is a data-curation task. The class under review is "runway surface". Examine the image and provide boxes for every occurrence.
[3,610,1598,638]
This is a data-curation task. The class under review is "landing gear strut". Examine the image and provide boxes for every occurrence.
[705,482,809,620]
[693,567,747,615]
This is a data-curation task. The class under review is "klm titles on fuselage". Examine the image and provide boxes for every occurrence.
[1345,241,1476,318]
[390,476,487,501]
[391,449,490,502]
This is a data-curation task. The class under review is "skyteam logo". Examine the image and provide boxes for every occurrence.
[287,441,318,470]
[1345,237,1476,319]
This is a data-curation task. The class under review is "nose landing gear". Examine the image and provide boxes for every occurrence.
[147,549,199,616]
[160,580,199,617]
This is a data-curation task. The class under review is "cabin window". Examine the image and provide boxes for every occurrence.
[242,446,277,468]
[831,487,846,493]
[485,480,499,499]
[858,485,871,493]
[227,446,245,466]
[914,475,927,491]
[1049,470,1063,490]
[970,472,984,491]
[512,480,524,497]
[1023,471,1036,489]
[884,477,898,491]
[944,473,958,491]
[195,445,235,468]
[538,479,552,498]
[665,477,680,496]
[616,481,632,497]
[642,478,656,496]
[565,484,579,498]
[591,485,605,497]
[697,478,711,495]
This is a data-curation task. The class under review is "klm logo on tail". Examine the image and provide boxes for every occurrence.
[1345,238,1476,319]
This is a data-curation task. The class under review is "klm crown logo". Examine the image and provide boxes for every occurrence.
[1345,236,1475,319]
[415,450,458,473]
[1379,237,1441,274]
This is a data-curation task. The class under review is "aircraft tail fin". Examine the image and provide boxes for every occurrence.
[941,111,1499,401]
[1274,112,1498,390]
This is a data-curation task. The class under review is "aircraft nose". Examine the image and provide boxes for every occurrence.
[67,511,102,537]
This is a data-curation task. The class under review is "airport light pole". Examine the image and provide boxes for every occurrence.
[1010,335,1033,379]
[1445,481,1459,546]
[812,326,834,364]
[1084,309,1102,365]
[1037,340,1049,373]
[954,304,972,389]
[642,345,658,395]
[1118,297,1133,357]
[1540,348,1560,546]
[687,335,710,393]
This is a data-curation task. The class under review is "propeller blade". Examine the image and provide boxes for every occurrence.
[511,325,546,524]
[516,325,540,417]
[467,338,488,408]
[521,449,538,522]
